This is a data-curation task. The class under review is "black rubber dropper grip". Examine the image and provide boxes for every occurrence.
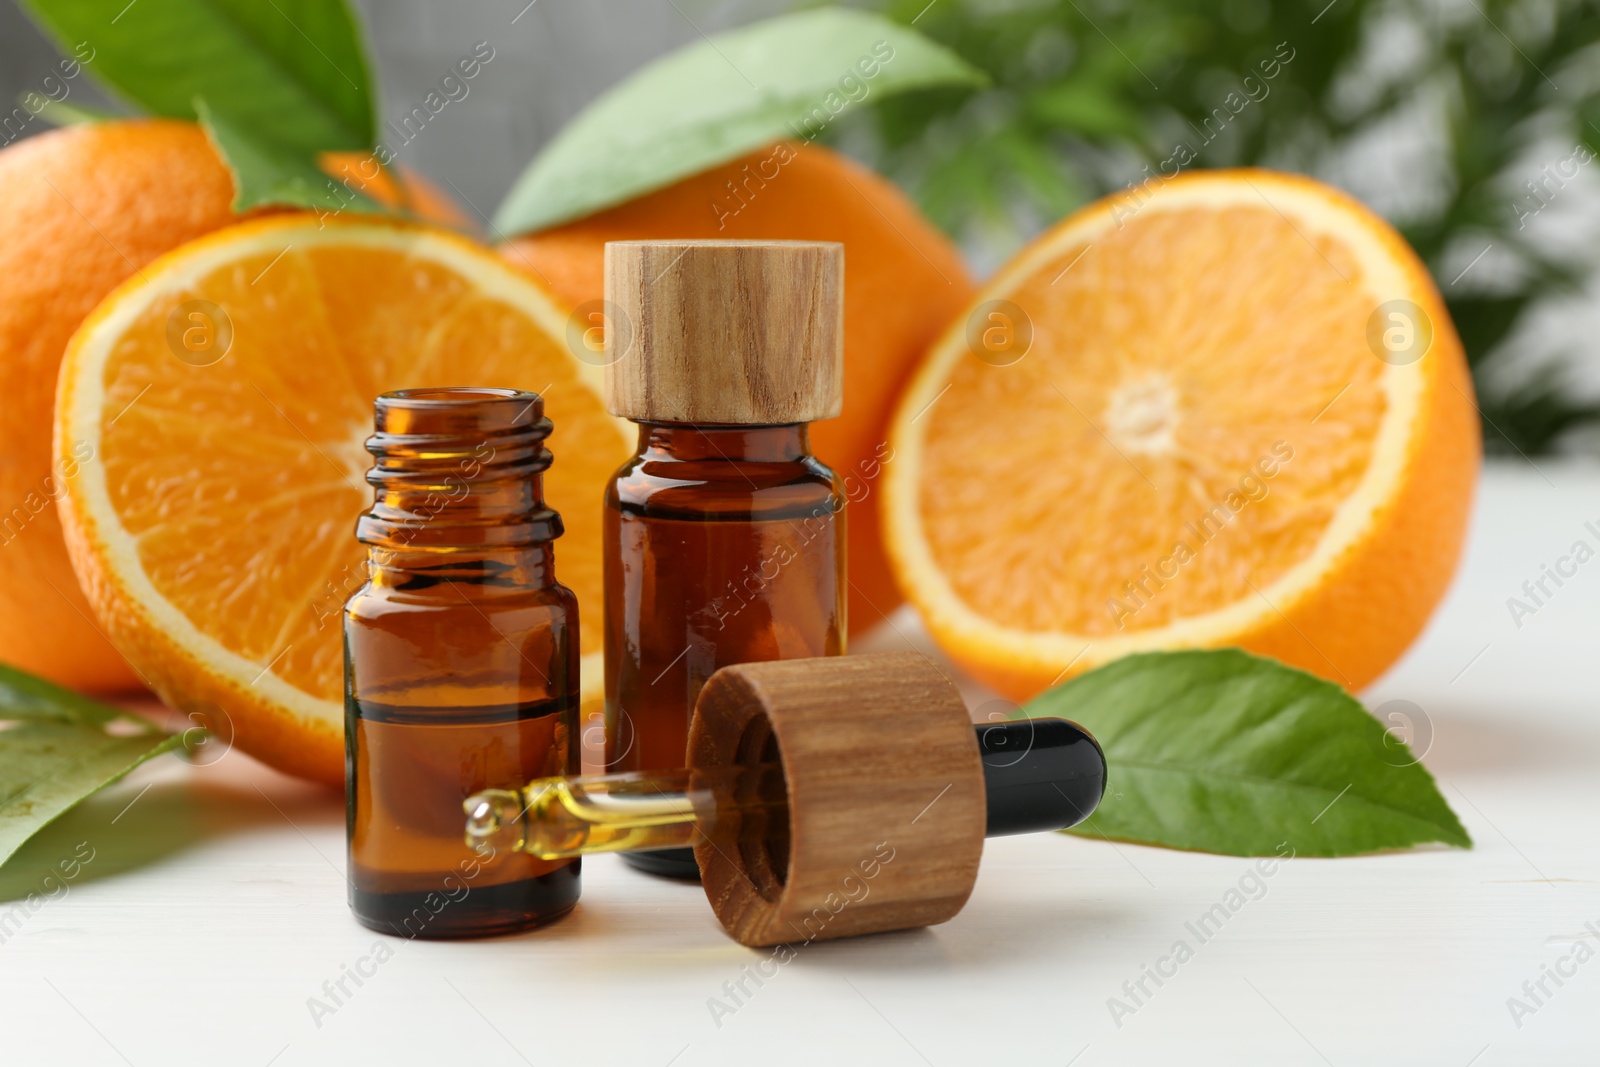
[975,718,1106,837]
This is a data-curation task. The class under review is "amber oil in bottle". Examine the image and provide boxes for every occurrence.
[601,240,846,879]
[345,387,580,937]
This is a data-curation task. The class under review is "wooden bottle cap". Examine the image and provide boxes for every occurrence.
[688,652,985,947]
[603,239,844,425]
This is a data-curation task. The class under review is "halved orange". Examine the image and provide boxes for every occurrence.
[55,215,632,783]
[884,169,1480,700]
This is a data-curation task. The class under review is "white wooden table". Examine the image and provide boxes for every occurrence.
[2,459,1595,1066]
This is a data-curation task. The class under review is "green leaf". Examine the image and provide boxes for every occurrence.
[0,664,185,868]
[18,0,373,148]
[494,8,987,235]
[18,0,375,212]
[18,95,118,128]
[197,99,380,215]
[1026,650,1471,856]
[1027,82,1146,141]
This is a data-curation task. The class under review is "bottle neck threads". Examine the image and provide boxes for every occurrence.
[357,388,562,559]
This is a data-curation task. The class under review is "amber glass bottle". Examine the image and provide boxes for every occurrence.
[345,387,580,937]
[602,239,846,879]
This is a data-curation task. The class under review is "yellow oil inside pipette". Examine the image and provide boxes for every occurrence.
[464,764,788,860]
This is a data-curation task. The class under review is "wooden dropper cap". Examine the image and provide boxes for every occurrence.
[688,652,986,947]
[603,240,844,424]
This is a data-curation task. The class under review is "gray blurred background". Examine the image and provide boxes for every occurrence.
[0,0,787,212]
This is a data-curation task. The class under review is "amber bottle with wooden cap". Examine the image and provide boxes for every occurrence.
[602,239,846,879]
[345,387,580,938]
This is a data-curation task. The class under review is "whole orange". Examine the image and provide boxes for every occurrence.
[501,142,975,635]
[0,119,242,692]
[0,120,469,695]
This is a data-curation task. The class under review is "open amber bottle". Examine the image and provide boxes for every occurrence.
[602,240,847,879]
[344,387,580,938]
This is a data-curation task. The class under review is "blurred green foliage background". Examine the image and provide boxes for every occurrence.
[825,0,1600,455]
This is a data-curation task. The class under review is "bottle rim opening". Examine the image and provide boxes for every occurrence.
[372,387,546,438]
[380,386,537,407]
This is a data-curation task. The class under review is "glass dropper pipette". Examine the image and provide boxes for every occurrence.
[464,717,1106,860]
